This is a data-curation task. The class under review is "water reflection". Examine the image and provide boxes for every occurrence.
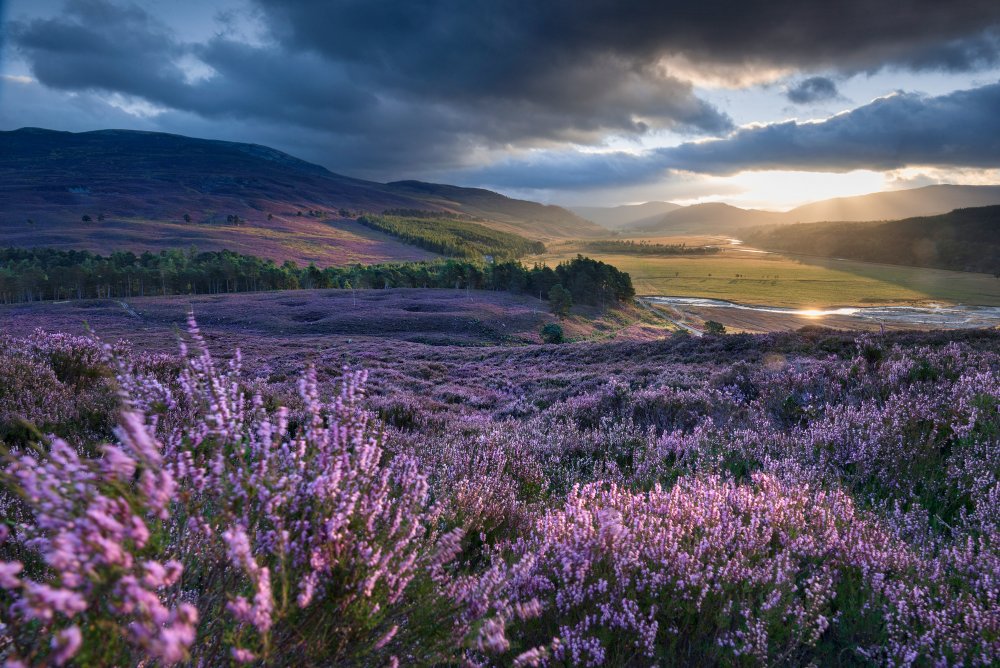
[647,297,1000,328]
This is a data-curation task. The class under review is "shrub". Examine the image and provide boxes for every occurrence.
[704,320,727,335]
[540,323,565,344]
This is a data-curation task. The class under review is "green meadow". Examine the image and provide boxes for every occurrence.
[534,243,1000,307]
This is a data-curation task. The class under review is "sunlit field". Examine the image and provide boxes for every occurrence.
[535,240,1000,307]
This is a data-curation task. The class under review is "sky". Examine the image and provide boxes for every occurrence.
[2,0,1000,209]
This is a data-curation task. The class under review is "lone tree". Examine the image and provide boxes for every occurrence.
[548,283,573,318]
[183,213,192,223]
[704,320,727,335]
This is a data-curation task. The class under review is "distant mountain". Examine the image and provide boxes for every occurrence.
[0,128,596,264]
[569,201,682,229]
[624,202,782,235]
[618,185,1000,236]
[386,180,604,238]
[745,205,1000,274]
[784,184,1000,223]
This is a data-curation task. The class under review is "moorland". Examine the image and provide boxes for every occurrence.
[1,127,998,666]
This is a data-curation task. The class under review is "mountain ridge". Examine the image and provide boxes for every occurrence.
[618,185,1000,235]
[624,202,782,234]
[0,127,598,264]
[569,201,682,229]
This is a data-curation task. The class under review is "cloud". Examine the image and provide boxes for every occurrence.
[462,150,660,190]
[459,82,1000,188]
[8,0,188,101]
[786,77,840,104]
[4,0,734,176]
[256,0,1000,79]
[667,82,1000,174]
[5,0,1000,184]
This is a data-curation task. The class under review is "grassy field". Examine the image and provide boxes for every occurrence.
[534,240,1000,307]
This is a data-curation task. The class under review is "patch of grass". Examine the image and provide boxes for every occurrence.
[533,241,1000,307]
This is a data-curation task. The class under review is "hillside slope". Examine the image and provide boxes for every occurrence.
[624,202,782,235]
[0,128,595,263]
[784,184,1000,223]
[745,205,1000,274]
[386,180,605,239]
[617,185,1000,236]
[569,201,682,229]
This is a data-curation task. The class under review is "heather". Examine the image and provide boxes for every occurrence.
[1,321,999,665]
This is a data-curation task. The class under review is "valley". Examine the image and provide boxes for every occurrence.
[533,237,1000,312]
[4,4,1000,664]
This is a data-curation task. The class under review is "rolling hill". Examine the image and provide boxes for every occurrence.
[619,185,1000,236]
[569,201,682,229]
[0,127,597,264]
[745,205,1000,274]
[624,202,782,235]
[783,184,1000,223]
[386,180,604,238]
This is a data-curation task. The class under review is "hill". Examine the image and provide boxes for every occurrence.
[0,128,595,264]
[386,180,605,239]
[784,184,1000,223]
[616,185,1000,236]
[745,205,1000,274]
[569,201,682,229]
[623,202,782,235]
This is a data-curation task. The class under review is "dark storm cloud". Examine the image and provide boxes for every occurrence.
[462,150,659,191]
[5,0,736,174]
[786,77,840,104]
[6,0,1000,179]
[255,0,1000,78]
[463,82,1000,188]
[8,0,188,100]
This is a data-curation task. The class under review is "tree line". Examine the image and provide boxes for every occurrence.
[583,240,721,256]
[356,214,546,260]
[0,248,634,307]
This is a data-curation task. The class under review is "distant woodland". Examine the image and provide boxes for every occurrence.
[356,214,546,260]
[746,205,1000,274]
[583,240,721,256]
[0,248,633,307]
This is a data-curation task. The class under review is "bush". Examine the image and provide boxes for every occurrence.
[704,320,727,335]
[540,323,564,344]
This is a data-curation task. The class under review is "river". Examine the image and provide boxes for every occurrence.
[646,296,1000,330]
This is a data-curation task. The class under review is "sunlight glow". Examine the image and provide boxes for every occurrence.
[676,169,890,210]
[794,307,861,317]
[656,54,793,89]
